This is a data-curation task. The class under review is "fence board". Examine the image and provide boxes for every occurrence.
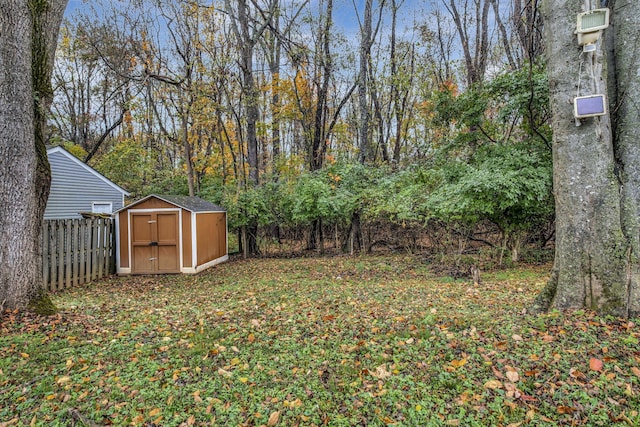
[42,221,50,288]
[42,218,115,292]
[91,220,99,281]
[65,220,72,289]
[72,220,79,287]
[97,219,104,279]
[57,222,64,291]
[79,220,86,285]
[49,222,57,291]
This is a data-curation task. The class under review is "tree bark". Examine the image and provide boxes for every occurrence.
[389,0,400,163]
[358,0,373,164]
[534,0,629,316]
[225,0,277,256]
[311,0,333,171]
[610,0,640,316]
[0,0,67,311]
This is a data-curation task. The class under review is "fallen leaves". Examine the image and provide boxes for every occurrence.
[217,368,232,377]
[589,357,604,372]
[557,405,577,415]
[371,364,392,380]
[267,410,280,426]
[505,366,520,383]
[450,358,467,369]
[541,334,555,343]
[2,257,640,426]
[483,379,503,390]
[55,376,71,385]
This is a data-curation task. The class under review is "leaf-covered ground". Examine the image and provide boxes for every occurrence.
[1,255,639,426]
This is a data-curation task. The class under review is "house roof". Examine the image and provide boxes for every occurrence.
[118,194,226,213]
[46,145,130,196]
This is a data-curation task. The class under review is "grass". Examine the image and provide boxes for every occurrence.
[1,255,639,426]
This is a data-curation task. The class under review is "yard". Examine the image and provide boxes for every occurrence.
[1,255,639,426]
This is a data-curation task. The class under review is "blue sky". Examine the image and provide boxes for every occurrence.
[64,0,427,38]
[64,0,85,16]
[333,0,427,38]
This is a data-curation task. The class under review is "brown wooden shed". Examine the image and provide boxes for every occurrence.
[115,195,227,275]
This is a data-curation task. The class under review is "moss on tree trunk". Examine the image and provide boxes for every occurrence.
[28,291,57,316]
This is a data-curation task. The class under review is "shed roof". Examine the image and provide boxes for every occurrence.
[118,194,226,213]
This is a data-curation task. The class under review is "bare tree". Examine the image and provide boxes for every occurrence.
[389,0,416,164]
[489,0,517,69]
[444,0,491,87]
[311,0,334,171]
[225,0,278,255]
[52,20,131,159]
[512,0,544,64]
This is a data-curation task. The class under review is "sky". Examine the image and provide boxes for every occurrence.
[65,0,85,16]
[63,0,429,40]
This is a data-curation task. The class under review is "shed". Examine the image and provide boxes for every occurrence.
[115,195,228,275]
[45,146,129,219]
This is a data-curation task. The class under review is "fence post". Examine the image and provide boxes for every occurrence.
[109,218,115,273]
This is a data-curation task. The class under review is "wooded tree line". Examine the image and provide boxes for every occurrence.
[50,0,550,261]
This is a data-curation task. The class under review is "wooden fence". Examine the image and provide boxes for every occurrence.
[42,218,115,291]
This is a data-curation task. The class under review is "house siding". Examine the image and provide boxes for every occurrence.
[44,148,126,219]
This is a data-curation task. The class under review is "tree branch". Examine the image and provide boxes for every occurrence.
[83,110,126,163]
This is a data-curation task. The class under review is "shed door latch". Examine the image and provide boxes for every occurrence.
[149,241,158,246]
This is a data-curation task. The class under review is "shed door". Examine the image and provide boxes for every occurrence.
[131,212,179,274]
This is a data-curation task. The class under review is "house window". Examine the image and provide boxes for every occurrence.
[92,202,113,214]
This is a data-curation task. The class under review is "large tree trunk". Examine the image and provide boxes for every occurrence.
[534,0,630,316]
[610,0,640,316]
[0,0,67,312]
